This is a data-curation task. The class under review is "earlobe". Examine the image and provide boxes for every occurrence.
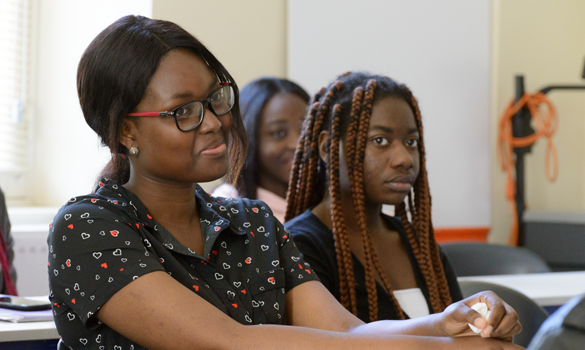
[119,119,138,151]
[318,131,330,163]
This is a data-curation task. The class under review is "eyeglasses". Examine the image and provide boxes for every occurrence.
[127,82,235,132]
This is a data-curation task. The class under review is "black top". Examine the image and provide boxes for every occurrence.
[0,188,16,294]
[47,179,318,349]
[285,209,462,322]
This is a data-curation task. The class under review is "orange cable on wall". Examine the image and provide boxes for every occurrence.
[497,92,559,246]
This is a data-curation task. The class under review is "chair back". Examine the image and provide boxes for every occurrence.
[459,280,549,348]
[441,242,551,277]
[528,293,585,350]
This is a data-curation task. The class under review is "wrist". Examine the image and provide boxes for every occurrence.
[430,312,450,337]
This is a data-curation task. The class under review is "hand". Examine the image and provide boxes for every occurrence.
[438,290,522,340]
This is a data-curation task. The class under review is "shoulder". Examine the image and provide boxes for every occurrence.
[285,210,332,244]
[198,186,281,233]
[52,194,131,230]
[201,186,273,216]
[49,181,141,243]
[211,183,240,199]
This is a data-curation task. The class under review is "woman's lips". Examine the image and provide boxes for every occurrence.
[201,142,227,155]
[386,182,412,192]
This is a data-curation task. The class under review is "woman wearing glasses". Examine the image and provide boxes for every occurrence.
[47,15,522,350]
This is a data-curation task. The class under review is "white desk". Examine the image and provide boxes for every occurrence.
[0,296,59,343]
[458,271,585,307]
[0,320,58,342]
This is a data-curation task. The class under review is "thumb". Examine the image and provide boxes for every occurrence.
[463,307,488,330]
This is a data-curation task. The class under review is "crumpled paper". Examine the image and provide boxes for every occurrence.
[468,302,491,333]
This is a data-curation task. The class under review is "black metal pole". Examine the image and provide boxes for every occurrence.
[512,75,534,246]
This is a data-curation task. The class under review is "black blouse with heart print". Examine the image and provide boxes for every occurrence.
[47,178,319,350]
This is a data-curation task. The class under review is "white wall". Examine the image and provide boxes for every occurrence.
[289,0,491,229]
[31,0,152,207]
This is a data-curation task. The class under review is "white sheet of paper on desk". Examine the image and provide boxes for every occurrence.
[0,308,54,323]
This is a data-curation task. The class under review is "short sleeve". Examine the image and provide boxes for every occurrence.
[48,200,164,326]
[288,230,334,292]
[275,220,320,292]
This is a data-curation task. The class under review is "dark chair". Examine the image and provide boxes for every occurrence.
[57,338,67,350]
[459,280,549,348]
[441,242,551,277]
[528,293,585,350]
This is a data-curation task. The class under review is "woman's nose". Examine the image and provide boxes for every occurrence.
[198,108,223,133]
[288,129,302,150]
[391,144,415,169]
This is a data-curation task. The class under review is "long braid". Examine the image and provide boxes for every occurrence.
[409,91,452,311]
[328,103,358,313]
[347,80,380,321]
[285,103,315,220]
[302,108,326,210]
[286,87,328,220]
[331,86,366,314]
[293,104,318,217]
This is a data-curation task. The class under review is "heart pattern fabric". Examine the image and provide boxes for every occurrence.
[47,178,318,349]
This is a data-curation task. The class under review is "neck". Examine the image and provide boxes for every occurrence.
[312,189,385,236]
[257,175,287,199]
[123,173,199,228]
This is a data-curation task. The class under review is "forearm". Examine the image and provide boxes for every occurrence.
[230,323,521,350]
[347,312,447,338]
[232,323,451,350]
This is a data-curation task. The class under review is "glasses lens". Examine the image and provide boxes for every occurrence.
[209,85,235,116]
[175,101,204,131]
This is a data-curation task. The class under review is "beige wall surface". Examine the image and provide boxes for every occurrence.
[153,0,287,88]
[491,0,585,243]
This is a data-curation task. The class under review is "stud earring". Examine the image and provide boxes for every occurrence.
[129,147,139,156]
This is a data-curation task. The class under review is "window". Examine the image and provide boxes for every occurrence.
[0,0,35,203]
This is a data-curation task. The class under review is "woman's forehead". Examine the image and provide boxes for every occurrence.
[146,50,217,101]
[369,96,417,131]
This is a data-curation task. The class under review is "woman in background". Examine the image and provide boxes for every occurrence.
[285,72,462,322]
[212,77,309,222]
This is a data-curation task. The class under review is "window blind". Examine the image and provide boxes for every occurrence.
[0,0,31,172]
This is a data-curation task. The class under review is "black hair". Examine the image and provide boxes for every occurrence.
[236,77,309,198]
[77,15,247,186]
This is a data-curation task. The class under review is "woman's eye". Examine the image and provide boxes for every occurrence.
[175,107,188,117]
[373,137,389,146]
[407,139,419,148]
[210,92,222,103]
[270,130,287,140]
[175,105,195,119]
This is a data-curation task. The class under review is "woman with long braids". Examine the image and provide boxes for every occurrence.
[48,16,522,349]
[285,72,467,322]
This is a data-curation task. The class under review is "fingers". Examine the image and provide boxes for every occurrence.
[465,291,522,339]
[444,301,488,336]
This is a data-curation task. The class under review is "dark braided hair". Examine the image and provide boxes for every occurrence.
[286,72,452,321]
